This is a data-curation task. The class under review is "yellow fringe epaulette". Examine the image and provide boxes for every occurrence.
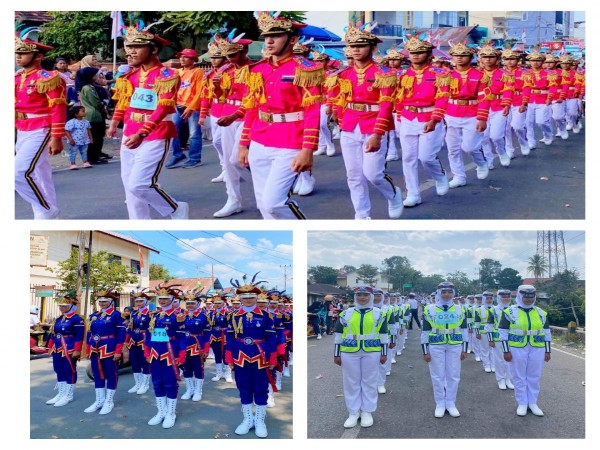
[333,78,353,108]
[293,58,324,88]
[36,70,62,93]
[501,73,515,84]
[373,71,398,89]
[220,71,232,92]
[301,92,323,107]
[113,76,135,110]
[450,77,460,94]
[148,315,156,333]
[158,98,177,108]
[481,72,491,85]
[48,97,67,107]
[243,72,266,108]
[379,95,395,103]
[546,73,558,86]
[154,70,180,95]
[434,72,451,88]
[234,64,250,84]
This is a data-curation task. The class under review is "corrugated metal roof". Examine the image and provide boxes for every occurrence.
[15,11,52,22]
[99,231,159,254]
[149,277,224,294]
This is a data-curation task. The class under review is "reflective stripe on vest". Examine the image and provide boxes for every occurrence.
[426,304,464,345]
[507,306,547,347]
[340,309,383,353]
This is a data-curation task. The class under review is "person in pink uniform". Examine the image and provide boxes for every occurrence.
[558,55,580,134]
[326,24,404,219]
[543,54,568,140]
[107,24,189,220]
[239,11,323,220]
[525,50,559,149]
[478,45,514,169]
[396,36,451,207]
[444,42,490,188]
[15,32,66,219]
[383,46,405,163]
[502,49,533,155]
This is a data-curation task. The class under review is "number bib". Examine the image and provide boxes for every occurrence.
[435,312,458,325]
[151,328,169,342]
[130,88,158,111]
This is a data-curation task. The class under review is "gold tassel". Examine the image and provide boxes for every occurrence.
[247,72,266,104]
[220,72,232,92]
[481,73,491,85]
[36,73,62,93]
[501,73,515,84]
[435,74,451,87]
[373,73,397,89]
[148,315,156,333]
[302,93,323,107]
[434,90,450,99]
[234,65,250,84]
[379,95,395,103]
[395,87,406,103]
[450,78,460,96]
[324,74,338,89]
[157,99,176,108]
[153,76,179,95]
[294,66,325,88]
[114,78,134,110]
[48,98,67,107]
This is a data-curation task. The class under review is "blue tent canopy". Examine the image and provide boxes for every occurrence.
[299,24,342,42]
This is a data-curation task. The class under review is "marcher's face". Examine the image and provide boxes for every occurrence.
[481,55,498,69]
[134,299,146,307]
[440,290,454,300]
[452,55,471,67]
[257,302,267,310]
[157,297,171,307]
[350,44,372,62]
[504,58,518,69]
[125,45,153,67]
[15,52,36,68]
[387,59,403,69]
[264,33,292,56]
[484,296,494,305]
[530,60,543,70]
[355,293,371,305]
[97,300,111,309]
[241,296,257,308]
[226,51,242,64]
[210,57,225,68]
[58,305,70,313]
[409,51,430,65]
[373,294,382,303]
[521,293,536,306]
[185,302,197,311]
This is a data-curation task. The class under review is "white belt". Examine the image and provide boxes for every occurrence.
[344,333,379,340]
[531,89,549,94]
[448,99,478,106]
[347,103,380,112]
[404,105,435,113]
[431,328,461,334]
[226,99,242,106]
[510,329,543,336]
[16,112,49,119]
[258,110,304,123]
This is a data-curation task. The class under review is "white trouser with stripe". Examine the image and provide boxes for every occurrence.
[248,142,305,219]
[445,115,486,183]
[221,120,252,203]
[428,343,462,408]
[509,345,545,405]
[526,103,552,145]
[341,351,380,414]
[492,342,512,382]
[551,100,567,132]
[509,106,529,149]
[340,126,396,219]
[120,138,179,219]
[482,110,508,161]
[398,118,446,199]
[318,104,334,149]
[15,128,58,219]
[210,115,224,167]
[565,98,579,128]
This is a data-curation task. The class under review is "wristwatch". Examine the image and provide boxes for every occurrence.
[138,132,148,139]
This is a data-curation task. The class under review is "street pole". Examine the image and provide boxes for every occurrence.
[280,264,291,291]
[76,231,85,304]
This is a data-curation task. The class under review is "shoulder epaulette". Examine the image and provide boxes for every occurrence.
[36,69,62,93]
[154,67,180,95]
[294,56,324,88]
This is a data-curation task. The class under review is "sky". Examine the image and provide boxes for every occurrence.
[308,231,585,280]
[114,230,293,294]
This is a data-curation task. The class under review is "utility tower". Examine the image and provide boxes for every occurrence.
[536,231,568,277]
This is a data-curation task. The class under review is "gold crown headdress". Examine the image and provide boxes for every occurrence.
[293,36,314,55]
[478,44,501,57]
[231,272,267,296]
[123,18,169,47]
[344,22,381,45]
[526,49,546,61]
[404,36,434,53]
[448,41,475,56]
[216,28,251,56]
[255,11,302,35]
[501,48,520,59]
[384,45,405,60]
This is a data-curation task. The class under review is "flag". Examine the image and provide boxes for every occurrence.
[138,245,144,274]
[521,29,527,44]
[111,11,125,40]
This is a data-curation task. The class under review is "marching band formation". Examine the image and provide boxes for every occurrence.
[334,283,551,428]
[15,12,585,220]
[43,281,293,438]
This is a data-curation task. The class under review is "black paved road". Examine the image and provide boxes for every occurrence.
[307,332,585,439]
[15,130,584,220]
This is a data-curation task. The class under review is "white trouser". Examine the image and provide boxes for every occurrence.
[221,120,252,202]
[526,103,552,145]
[509,106,529,149]
[428,343,462,407]
[210,115,223,166]
[378,359,387,385]
[551,101,567,132]
[384,346,395,372]
[397,330,406,350]
[341,351,380,414]
[318,104,333,149]
[340,126,396,219]
[120,138,179,219]
[504,109,516,154]
[387,130,399,158]
[482,110,508,161]
[509,345,545,405]
[471,330,481,357]
[492,342,512,382]
[15,128,58,218]
[565,98,579,127]
[399,118,446,198]
[445,115,486,182]
[247,141,305,219]
[479,334,494,370]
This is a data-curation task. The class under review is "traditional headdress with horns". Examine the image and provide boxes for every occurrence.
[231,272,267,296]
[152,282,183,299]
[310,44,329,62]
[344,22,382,45]
[384,45,405,60]
[216,28,253,56]
[94,286,120,302]
[404,35,434,53]
[122,18,170,47]
[55,289,79,306]
[448,41,475,56]
[526,49,546,61]
[293,36,314,55]
[255,11,306,36]
[15,26,53,53]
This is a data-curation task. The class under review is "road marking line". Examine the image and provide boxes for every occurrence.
[341,426,361,439]
[552,346,585,360]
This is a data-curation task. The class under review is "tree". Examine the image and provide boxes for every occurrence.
[356,264,379,287]
[48,249,137,293]
[526,254,548,279]
[150,263,171,281]
[381,255,420,291]
[308,265,339,285]
[545,269,584,327]
[341,265,357,274]
[479,258,502,289]
[414,274,446,295]
[446,270,479,296]
[496,268,523,291]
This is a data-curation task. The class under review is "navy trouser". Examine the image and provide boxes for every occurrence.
[235,362,269,406]
[129,344,150,374]
[182,351,205,379]
[90,353,118,389]
[52,352,78,384]
[210,340,224,364]
[150,359,179,399]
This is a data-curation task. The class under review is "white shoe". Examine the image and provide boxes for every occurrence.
[377,385,386,394]
[555,130,562,138]
[475,357,481,362]
[360,411,373,427]
[46,382,66,405]
[36,206,60,220]
[314,147,326,156]
[435,405,445,418]
[84,388,105,413]
[137,374,151,394]
[391,358,397,364]
[298,175,315,196]
[560,129,569,140]
[99,389,115,415]
[193,378,203,401]
[344,413,360,428]
[449,178,466,188]
[386,371,391,376]
[212,364,223,381]
[506,379,514,389]
[499,153,511,167]
[162,398,177,428]
[283,365,291,377]
[484,367,492,373]
[326,145,336,156]
[54,384,74,407]
[317,334,322,340]
[529,404,544,416]
[498,379,507,390]
[491,368,495,373]
[435,175,449,196]
[388,186,404,219]
[521,146,531,156]
[573,123,581,133]
[211,171,225,183]
[488,161,495,170]
[128,373,143,393]
[289,353,293,365]
[566,123,573,131]
[267,391,275,408]
[386,154,400,162]
[541,137,553,145]
[446,405,460,417]
[148,396,167,425]
[517,404,528,416]
[403,195,422,207]
[254,405,268,438]
[507,151,515,159]
[213,199,242,218]
[181,378,194,400]
[476,164,490,180]
[235,404,255,435]
[224,366,234,383]
[171,201,189,219]
[292,177,302,194]
[356,216,371,220]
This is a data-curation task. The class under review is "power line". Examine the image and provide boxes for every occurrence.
[199,231,292,261]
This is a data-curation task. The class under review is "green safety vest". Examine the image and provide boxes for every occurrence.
[425,304,464,345]
[506,306,547,348]
[479,305,494,332]
[340,308,384,353]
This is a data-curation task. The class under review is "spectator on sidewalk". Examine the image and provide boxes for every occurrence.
[76,67,109,164]
[308,299,324,339]
[65,105,93,169]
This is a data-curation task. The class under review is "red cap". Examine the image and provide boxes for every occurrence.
[176,48,199,60]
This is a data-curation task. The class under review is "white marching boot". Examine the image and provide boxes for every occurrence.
[84,388,106,413]
[148,397,167,425]
[275,371,283,391]
[137,374,151,394]
[224,365,234,383]
[99,389,115,414]
[212,363,223,381]
[283,364,291,377]
[46,382,66,405]
[235,404,255,435]
[180,378,194,400]
[162,398,178,428]
[54,383,74,407]
[254,404,268,438]
[289,353,293,365]
[128,373,143,393]
[267,385,275,408]
[192,378,203,401]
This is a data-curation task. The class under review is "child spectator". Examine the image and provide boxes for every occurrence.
[65,106,92,169]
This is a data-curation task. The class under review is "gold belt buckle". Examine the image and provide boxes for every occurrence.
[407,106,418,113]
[353,104,366,111]
[131,112,145,122]
[16,112,27,120]
[259,111,273,123]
